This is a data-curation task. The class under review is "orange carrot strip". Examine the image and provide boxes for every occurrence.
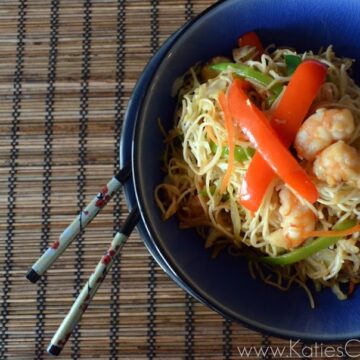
[301,224,360,240]
[219,91,235,194]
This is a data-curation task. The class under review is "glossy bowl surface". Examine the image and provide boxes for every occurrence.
[123,0,360,341]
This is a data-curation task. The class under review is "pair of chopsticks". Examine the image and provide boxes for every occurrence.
[26,164,139,356]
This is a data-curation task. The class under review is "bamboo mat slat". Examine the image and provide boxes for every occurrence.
[1,1,358,359]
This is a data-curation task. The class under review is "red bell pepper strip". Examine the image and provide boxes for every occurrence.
[228,79,319,205]
[271,60,328,143]
[238,32,264,57]
[234,78,252,91]
[239,60,327,212]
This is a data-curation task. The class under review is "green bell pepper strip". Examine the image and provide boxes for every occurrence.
[211,62,283,96]
[210,141,255,162]
[199,185,216,197]
[232,146,255,162]
[198,185,229,201]
[209,140,218,155]
[260,218,357,266]
[284,54,302,75]
[265,93,278,109]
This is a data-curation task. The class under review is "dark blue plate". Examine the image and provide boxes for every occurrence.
[124,0,360,341]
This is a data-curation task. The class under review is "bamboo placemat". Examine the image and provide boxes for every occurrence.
[1,1,359,359]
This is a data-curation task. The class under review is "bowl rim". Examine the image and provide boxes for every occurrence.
[125,0,360,342]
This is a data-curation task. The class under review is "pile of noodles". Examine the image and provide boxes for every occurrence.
[155,44,360,307]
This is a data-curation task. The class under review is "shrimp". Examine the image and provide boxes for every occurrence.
[275,187,316,249]
[313,140,360,188]
[294,108,355,161]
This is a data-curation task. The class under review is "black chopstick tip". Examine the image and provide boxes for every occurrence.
[26,269,41,283]
[115,163,132,184]
[47,344,62,356]
[121,207,140,237]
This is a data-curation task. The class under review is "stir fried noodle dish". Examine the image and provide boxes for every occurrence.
[155,32,360,307]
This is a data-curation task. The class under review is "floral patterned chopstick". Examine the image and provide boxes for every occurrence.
[47,207,140,356]
[26,164,132,283]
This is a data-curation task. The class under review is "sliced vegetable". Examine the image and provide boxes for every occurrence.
[219,91,235,193]
[265,93,278,109]
[199,186,229,202]
[199,185,216,197]
[271,60,328,143]
[209,139,218,154]
[206,78,248,145]
[233,146,255,162]
[260,219,357,265]
[232,77,252,91]
[240,60,327,212]
[300,223,360,239]
[237,32,264,57]
[210,141,255,162]
[284,54,302,75]
[228,79,318,204]
[201,56,232,82]
[211,63,283,96]
[240,164,274,207]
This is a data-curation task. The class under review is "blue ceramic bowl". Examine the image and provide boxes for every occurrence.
[122,0,360,341]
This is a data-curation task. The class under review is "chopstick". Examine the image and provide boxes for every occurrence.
[26,164,132,283]
[47,207,140,356]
